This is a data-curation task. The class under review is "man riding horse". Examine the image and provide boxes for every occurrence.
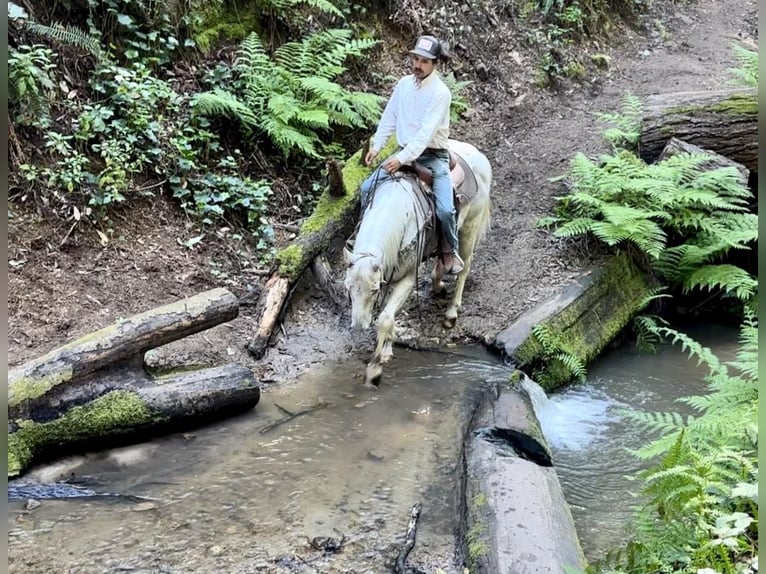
[359,34,464,275]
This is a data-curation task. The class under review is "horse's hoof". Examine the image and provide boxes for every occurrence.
[364,363,383,387]
[442,316,457,329]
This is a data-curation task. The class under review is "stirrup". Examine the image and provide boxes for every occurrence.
[443,252,464,275]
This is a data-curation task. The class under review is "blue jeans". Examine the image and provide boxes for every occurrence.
[359,149,457,251]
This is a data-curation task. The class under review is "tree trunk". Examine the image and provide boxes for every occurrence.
[639,87,757,172]
[658,137,750,185]
[9,363,259,477]
[247,138,399,358]
[8,288,260,477]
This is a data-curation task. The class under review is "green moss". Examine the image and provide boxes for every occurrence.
[8,390,161,477]
[191,0,262,53]
[668,93,757,117]
[277,244,304,277]
[466,520,490,564]
[9,369,74,409]
[514,252,652,390]
[464,491,491,569]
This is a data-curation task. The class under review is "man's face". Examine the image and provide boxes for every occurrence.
[411,55,436,80]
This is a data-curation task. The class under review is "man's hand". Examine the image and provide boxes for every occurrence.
[382,157,402,174]
[364,149,379,166]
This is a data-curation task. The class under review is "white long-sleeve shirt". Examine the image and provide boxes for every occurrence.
[371,72,451,165]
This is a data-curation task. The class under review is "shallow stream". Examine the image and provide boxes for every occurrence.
[8,324,738,572]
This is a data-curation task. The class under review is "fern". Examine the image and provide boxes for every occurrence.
[594,91,642,151]
[194,29,382,160]
[727,44,758,87]
[23,21,110,64]
[610,319,759,573]
[260,0,344,19]
[530,323,587,384]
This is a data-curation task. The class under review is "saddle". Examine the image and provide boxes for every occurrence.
[403,150,478,224]
[398,151,479,261]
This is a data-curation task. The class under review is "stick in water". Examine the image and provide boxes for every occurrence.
[395,502,422,574]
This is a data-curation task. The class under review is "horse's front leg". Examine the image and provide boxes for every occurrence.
[444,233,478,329]
[365,273,416,387]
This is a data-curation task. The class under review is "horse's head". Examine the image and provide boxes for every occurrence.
[343,249,384,330]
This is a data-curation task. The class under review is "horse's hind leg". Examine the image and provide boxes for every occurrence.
[364,274,416,387]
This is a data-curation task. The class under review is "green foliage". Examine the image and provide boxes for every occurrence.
[727,45,757,87]
[594,91,642,151]
[23,21,110,63]
[593,316,759,574]
[193,28,382,159]
[539,146,756,312]
[260,0,344,19]
[8,44,58,128]
[441,72,473,122]
[631,286,671,352]
[529,323,587,385]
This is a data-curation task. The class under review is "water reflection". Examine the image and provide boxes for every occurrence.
[8,348,511,574]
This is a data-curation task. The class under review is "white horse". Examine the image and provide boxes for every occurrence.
[343,139,492,386]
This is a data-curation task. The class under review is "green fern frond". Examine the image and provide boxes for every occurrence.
[261,115,319,158]
[555,352,587,382]
[553,217,598,239]
[294,107,331,129]
[682,264,757,301]
[24,21,109,63]
[652,327,724,376]
[260,0,344,18]
[727,314,758,380]
[727,44,758,87]
[192,89,259,130]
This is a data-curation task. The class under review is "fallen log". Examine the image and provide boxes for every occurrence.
[462,382,585,573]
[9,287,239,414]
[9,363,259,477]
[247,138,398,359]
[658,137,750,185]
[8,288,260,477]
[638,87,757,173]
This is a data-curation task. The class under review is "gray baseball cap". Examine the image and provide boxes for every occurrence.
[409,35,442,59]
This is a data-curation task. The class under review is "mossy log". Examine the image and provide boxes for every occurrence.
[658,137,750,184]
[9,364,259,477]
[639,87,757,173]
[9,288,260,477]
[492,251,654,390]
[247,138,399,359]
[10,287,239,412]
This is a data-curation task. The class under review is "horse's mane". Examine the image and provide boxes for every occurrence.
[353,177,425,278]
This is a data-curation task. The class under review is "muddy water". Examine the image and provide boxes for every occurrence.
[527,323,740,561]
[8,348,511,574]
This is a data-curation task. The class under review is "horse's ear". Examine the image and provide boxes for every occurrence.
[343,246,353,267]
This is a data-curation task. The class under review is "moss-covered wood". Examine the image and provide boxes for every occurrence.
[639,87,757,173]
[493,251,654,390]
[9,363,260,477]
[9,287,239,415]
[247,138,398,359]
[8,288,260,477]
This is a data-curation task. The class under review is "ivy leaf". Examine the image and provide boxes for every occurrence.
[116,14,133,26]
